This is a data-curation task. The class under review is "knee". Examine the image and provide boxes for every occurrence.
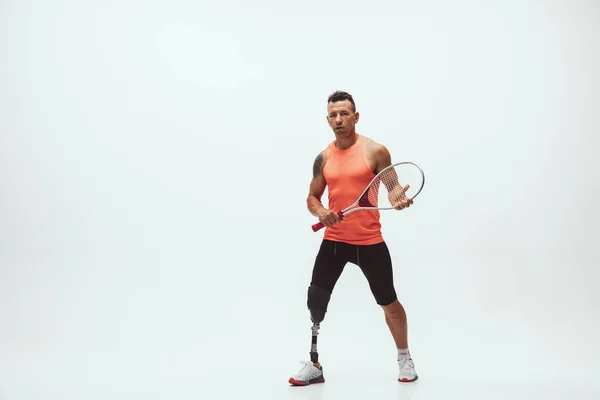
[381,299,405,317]
[307,284,332,324]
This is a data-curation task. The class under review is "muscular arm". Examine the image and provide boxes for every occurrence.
[307,152,327,216]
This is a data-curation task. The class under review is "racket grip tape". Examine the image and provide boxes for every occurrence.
[311,222,325,232]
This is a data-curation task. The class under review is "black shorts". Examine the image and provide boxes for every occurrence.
[310,239,397,306]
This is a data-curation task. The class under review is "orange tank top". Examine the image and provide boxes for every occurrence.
[322,134,383,245]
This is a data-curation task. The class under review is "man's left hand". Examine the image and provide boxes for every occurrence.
[389,184,413,210]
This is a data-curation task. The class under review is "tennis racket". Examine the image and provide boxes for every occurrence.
[311,161,425,232]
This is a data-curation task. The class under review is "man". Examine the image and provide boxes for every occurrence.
[288,91,418,386]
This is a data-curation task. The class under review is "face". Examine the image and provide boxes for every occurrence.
[326,100,359,138]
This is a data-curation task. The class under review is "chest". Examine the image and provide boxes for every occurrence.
[323,148,375,187]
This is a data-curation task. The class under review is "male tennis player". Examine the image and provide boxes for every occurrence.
[288,91,417,386]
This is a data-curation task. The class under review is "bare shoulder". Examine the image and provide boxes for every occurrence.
[363,136,389,156]
[362,136,392,173]
[312,147,329,178]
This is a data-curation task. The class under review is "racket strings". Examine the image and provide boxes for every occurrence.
[358,179,381,207]
[380,167,404,207]
[357,163,423,210]
[361,166,411,208]
[358,169,395,208]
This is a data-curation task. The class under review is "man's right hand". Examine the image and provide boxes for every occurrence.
[316,209,342,227]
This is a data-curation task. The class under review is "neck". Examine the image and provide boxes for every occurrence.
[335,132,359,150]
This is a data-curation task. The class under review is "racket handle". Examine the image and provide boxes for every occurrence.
[311,211,343,232]
[311,222,325,232]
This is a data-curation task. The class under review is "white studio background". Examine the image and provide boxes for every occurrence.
[1,0,599,399]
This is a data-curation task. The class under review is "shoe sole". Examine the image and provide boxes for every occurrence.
[288,377,325,386]
[398,375,418,383]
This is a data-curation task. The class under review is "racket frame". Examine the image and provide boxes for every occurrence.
[311,161,425,232]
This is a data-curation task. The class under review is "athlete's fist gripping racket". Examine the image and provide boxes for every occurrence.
[315,208,342,228]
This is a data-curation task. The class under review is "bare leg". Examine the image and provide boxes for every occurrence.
[381,299,408,349]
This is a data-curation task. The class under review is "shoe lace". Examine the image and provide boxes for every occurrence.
[298,361,319,379]
[398,358,414,372]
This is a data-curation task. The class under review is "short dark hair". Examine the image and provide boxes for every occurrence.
[327,90,356,112]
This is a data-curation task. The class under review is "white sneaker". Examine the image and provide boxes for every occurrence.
[288,361,325,386]
[398,358,418,382]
